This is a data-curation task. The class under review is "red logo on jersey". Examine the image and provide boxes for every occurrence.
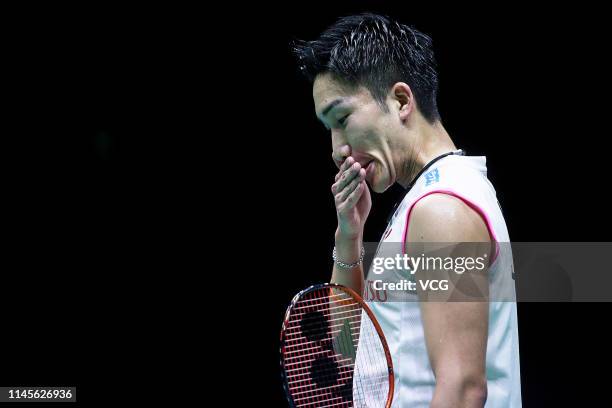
[364,280,388,302]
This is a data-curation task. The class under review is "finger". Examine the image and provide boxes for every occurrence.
[332,158,356,192]
[337,168,365,202]
[332,162,361,194]
[335,156,354,182]
[338,181,365,212]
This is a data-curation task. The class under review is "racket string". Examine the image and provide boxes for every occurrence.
[282,287,391,407]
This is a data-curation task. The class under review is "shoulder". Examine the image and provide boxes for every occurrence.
[407,193,491,243]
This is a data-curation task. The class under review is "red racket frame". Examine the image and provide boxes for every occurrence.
[280,283,394,408]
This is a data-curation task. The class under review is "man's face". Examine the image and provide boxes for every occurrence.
[313,73,401,193]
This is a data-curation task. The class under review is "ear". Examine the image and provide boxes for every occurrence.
[390,82,414,122]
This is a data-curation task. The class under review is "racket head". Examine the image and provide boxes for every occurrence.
[280,283,394,408]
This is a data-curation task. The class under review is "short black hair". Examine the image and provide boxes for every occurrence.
[294,13,440,123]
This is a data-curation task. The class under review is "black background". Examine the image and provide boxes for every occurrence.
[5,1,612,406]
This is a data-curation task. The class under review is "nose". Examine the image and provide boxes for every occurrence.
[332,129,351,168]
[331,144,351,168]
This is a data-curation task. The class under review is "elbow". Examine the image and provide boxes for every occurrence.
[433,374,488,407]
[462,377,487,407]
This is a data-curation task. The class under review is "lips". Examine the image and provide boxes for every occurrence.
[355,159,372,170]
[364,161,376,182]
[350,154,375,182]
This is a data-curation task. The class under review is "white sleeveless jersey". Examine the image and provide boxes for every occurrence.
[354,154,521,407]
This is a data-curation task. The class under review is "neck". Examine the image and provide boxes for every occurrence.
[396,120,457,189]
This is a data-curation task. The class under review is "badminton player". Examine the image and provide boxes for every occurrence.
[294,13,521,407]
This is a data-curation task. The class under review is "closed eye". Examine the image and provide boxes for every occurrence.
[338,114,350,127]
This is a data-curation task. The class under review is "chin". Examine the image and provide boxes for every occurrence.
[372,183,392,193]
[369,175,393,193]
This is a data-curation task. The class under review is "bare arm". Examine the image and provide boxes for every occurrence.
[329,156,371,295]
[407,193,492,408]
